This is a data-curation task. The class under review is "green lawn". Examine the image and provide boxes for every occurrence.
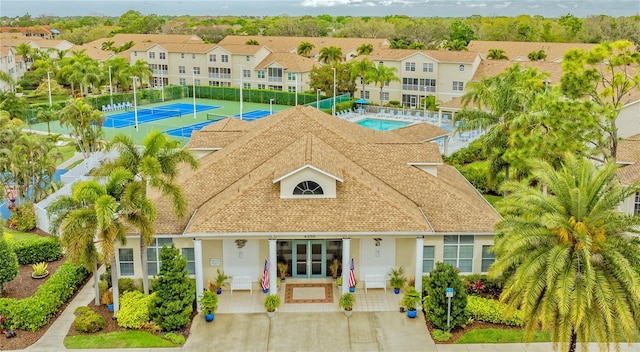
[55,143,77,164]
[64,330,180,349]
[483,194,502,208]
[455,328,551,344]
[3,228,42,242]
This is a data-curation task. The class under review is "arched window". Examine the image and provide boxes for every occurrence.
[293,181,324,195]
[459,64,465,71]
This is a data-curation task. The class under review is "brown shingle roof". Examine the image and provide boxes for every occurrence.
[87,33,203,48]
[362,49,479,63]
[468,40,599,62]
[616,134,640,185]
[255,52,317,71]
[149,106,500,235]
[218,35,389,56]
[472,60,564,84]
[391,123,451,143]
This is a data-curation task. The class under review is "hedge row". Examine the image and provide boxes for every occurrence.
[117,291,155,329]
[11,237,63,265]
[466,296,524,327]
[0,261,89,331]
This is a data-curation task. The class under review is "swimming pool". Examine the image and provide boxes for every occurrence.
[356,118,411,131]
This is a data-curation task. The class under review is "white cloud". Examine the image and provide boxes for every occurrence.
[466,2,487,8]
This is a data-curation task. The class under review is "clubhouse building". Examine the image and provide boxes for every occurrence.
[115,106,502,294]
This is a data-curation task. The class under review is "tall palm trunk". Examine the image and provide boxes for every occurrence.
[141,237,150,294]
[568,329,577,352]
[110,255,120,317]
[93,262,100,306]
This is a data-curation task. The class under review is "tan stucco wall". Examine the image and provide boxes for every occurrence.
[395,238,416,276]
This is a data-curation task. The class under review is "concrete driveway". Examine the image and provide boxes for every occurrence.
[183,311,435,352]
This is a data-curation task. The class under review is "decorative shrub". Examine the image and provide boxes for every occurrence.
[7,203,37,232]
[149,244,194,331]
[117,291,155,329]
[466,296,524,327]
[73,309,106,333]
[118,278,141,293]
[458,163,491,194]
[73,306,92,316]
[444,138,486,166]
[0,236,18,294]
[101,290,113,305]
[432,329,452,342]
[0,261,88,331]
[163,332,186,345]
[462,274,504,299]
[11,236,63,265]
[426,262,469,331]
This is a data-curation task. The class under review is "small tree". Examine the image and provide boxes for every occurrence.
[149,244,194,331]
[0,236,18,294]
[426,262,468,331]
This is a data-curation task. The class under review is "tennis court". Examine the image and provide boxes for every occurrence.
[103,103,219,128]
[164,109,272,138]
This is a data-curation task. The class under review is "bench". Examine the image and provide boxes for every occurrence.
[364,274,387,293]
[230,276,253,295]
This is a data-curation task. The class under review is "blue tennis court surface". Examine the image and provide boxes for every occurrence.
[103,103,219,128]
[164,109,272,138]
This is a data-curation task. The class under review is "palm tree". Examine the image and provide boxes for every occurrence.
[457,64,549,186]
[364,64,400,105]
[94,131,199,294]
[356,43,374,56]
[0,71,16,92]
[58,98,105,158]
[318,46,343,65]
[491,154,640,352]
[245,39,259,45]
[297,41,315,57]
[127,59,153,87]
[36,105,60,134]
[101,40,115,51]
[445,39,468,51]
[15,43,34,69]
[389,39,407,49]
[528,50,547,61]
[349,58,375,100]
[487,48,508,60]
[408,42,427,50]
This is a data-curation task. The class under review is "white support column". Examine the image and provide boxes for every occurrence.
[415,237,424,295]
[437,108,443,126]
[269,239,277,295]
[194,239,204,308]
[341,238,351,295]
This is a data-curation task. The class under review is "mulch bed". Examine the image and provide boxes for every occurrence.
[0,257,89,351]
[423,313,522,344]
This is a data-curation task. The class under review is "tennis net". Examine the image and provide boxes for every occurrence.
[206,112,228,121]
[136,108,182,118]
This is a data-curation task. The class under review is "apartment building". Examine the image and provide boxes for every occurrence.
[0,47,18,91]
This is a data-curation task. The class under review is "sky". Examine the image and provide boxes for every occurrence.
[0,0,638,18]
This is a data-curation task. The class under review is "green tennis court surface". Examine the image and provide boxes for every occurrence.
[104,103,219,128]
[164,109,272,138]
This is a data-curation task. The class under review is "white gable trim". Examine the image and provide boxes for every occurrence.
[273,164,343,184]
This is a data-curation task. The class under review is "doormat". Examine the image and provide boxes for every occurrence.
[284,283,333,304]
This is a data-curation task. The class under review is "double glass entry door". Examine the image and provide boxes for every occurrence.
[292,240,326,278]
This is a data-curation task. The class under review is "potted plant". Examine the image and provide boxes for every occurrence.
[339,292,355,317]
[277,262,288,281]
[264,294,281,318]
[209,269,231,294]
[349,278,358,293]
[401,287,421,319]
[101,290,114,311]
[336,276,342,287]
[388,267,407,294]
[200,290,219,322]
[31,262,49,279]
[329,259,340,280]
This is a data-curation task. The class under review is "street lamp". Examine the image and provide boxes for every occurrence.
[239,65,244,120]
[47,71,52,107]
[108,66,113,106]
[130,76,139,131]
[295,72,298,106]
[316,88,321,110]
[332,67,336,116]
[270,98,274,115]
[192,68,197,119]
[423,85,427,117]
[160,66,164,102]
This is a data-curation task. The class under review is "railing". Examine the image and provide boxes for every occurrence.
[268,76,283,83]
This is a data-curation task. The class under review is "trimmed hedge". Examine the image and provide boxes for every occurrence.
[0,261,89,331]
[117,291,155,329]
[73,308,106,333]
[11,236,63,265]
[466,296,524,327]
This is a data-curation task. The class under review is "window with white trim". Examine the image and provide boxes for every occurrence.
[380,91,389,101]
[452,81,464,91]
[193,67,200,74]
[288,86,296,92]
[459,64,465,71]
[243,83,251,89]
[179,78,186,85]
[634,193,640,214]
[443,235,474,272]
[287,72,296,81]
[179,66,185,74]
[405,62,416,71]
[423,62,434,72]
[182,248,195,275]
[194,79,200,85]
[257,70,265,79]
[192,54,196,59]
[243,69,251,78]
[209,54,216,62]
[293,181,323,195]
[258,83,265,89]
[221,55,229,62]
[481,245,495,272]
[148,52,155,59]
[159,52,166,60]
[422,246,435,273]
[147,238,173,275]
[360,91,370,99]
[119,248,134,276]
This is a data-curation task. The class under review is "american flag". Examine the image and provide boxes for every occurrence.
[261,259,269,290]
[348,258,356,288]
